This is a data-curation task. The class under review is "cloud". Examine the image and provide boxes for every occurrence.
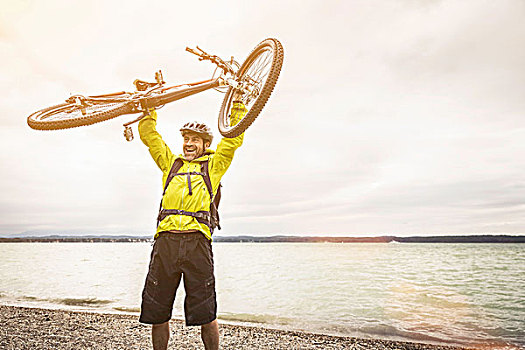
[1,0,524,236]
[385,0,525,117]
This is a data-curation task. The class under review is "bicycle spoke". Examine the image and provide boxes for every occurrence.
[223,48,275,131]
[43,106,75,121]
[254,50,272,73]
[253,51,273,80]
[37,103,124,122]
[248,50,272,82]
[246,53,265,78]
[229,49,275,116]
[243,52,265,80]
[245,50,272,88]
[256,51,273,76]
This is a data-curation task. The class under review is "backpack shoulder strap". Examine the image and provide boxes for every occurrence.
[162,158,184,195]
[200,159,214,199]
[201,159,222,231]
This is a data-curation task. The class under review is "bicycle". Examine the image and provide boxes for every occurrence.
[27,38,284,141]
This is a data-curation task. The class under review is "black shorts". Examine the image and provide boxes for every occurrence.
[139,232,216,326]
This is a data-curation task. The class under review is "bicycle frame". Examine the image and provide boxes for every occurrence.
[118,77,223,140]
[62,67,238,141]
[142,77,221,108]
[74,77,221,110]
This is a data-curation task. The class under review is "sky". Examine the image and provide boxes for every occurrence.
[1,0,524,237]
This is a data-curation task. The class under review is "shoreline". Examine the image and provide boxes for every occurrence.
[1,305,481,350]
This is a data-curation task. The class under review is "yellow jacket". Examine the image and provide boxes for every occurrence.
[138,104,246,240]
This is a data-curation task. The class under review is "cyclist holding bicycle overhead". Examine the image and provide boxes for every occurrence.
[138,98,246,350]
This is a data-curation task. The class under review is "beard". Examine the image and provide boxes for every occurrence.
[183,145,203,161]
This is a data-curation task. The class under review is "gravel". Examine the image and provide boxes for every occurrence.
[0,305,478,350]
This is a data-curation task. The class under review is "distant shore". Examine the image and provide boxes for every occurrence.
[1,234,524,243]
[1,305,478,350]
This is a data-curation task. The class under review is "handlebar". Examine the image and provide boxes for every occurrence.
[185,46,236,75]
[185,47,203,57]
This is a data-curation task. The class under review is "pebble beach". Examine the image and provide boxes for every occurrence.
[0,305,481,350]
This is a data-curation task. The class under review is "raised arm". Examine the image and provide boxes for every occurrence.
[209,102,247,188]
[138,109,175,172]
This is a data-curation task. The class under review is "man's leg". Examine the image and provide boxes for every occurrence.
[140,235,182,350]
[201,319,219,350]
[152,322,170,350]
[182,235,218,348]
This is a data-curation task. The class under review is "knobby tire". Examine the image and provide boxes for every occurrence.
[27,102,135,130]
[218,38,284,138]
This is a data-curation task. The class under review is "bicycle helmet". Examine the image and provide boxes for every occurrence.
[180,121,213,144]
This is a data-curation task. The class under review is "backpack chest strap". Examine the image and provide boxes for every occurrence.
[162,160,212,198]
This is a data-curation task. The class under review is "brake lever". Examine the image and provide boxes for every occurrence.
[186,45,234,74]
[185,47,201,57]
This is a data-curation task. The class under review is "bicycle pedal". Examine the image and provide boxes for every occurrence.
[124,126,134,141]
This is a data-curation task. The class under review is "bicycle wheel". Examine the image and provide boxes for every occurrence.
[27,100,135,130]
[218,38,284,138]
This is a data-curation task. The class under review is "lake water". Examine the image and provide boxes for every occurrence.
[0,242,523,349]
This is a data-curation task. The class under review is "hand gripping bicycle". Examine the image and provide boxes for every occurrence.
[27,38,284,140]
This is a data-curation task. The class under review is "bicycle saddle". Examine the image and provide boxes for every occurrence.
[134,79,158,91]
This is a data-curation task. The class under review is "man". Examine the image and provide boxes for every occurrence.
[138,101,246,350]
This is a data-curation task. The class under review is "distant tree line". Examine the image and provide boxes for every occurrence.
[0,237,150,243]
[393,235,525,243]
[2,235,523,243]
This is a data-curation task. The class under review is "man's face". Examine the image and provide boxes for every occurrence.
[183,132,208,161]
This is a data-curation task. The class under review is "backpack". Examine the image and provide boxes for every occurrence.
[156,158,221,233]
